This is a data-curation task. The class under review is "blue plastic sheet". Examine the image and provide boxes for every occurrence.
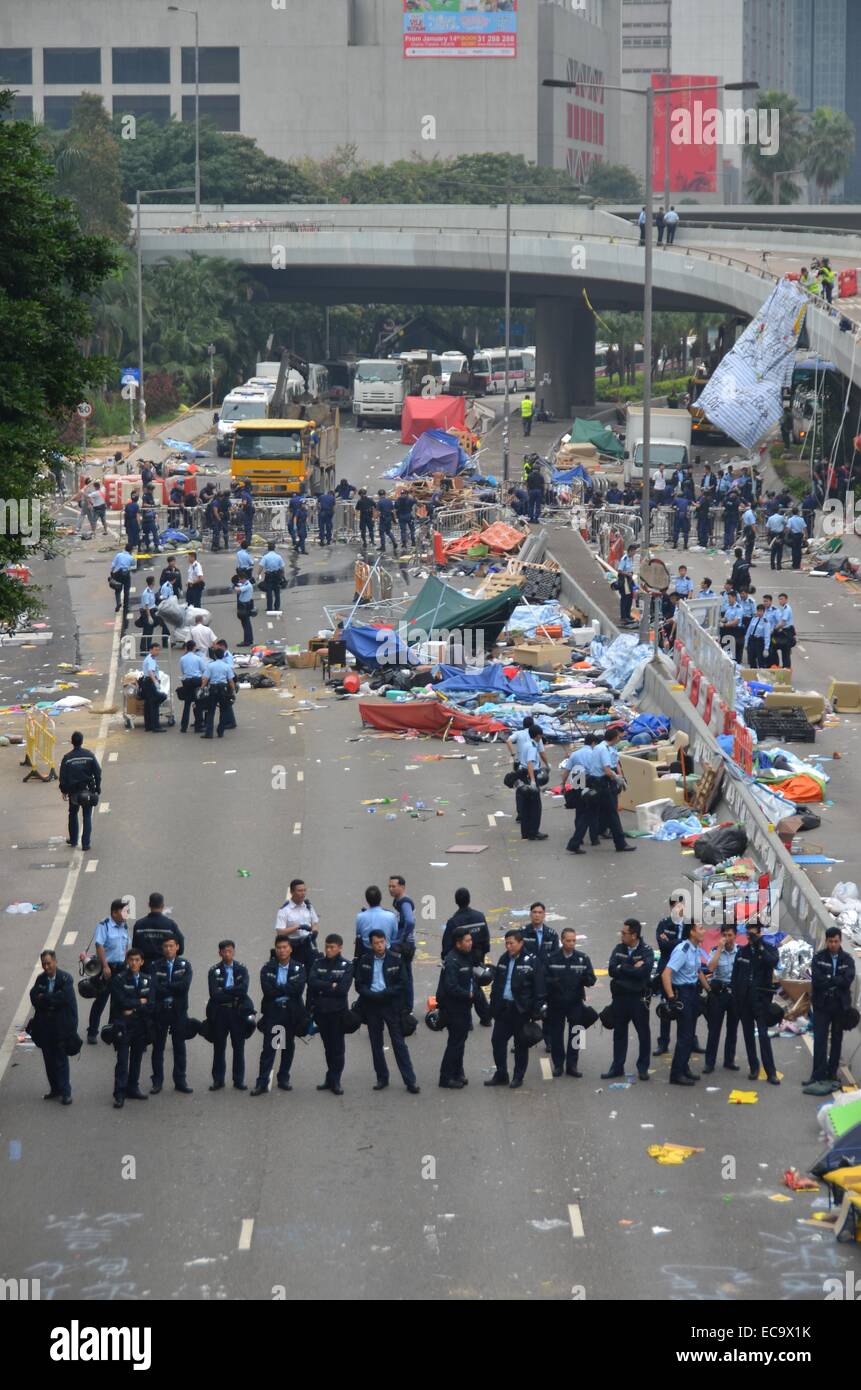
[435,663,543,699]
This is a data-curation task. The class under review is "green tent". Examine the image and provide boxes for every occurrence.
[403,575,522,649]
[570,417,624,458]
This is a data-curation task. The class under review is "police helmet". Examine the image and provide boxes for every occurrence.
[400,1011,418,1037]
[424,1007,445,1033]
[599,1003,617,1030]
[63,1033,83,1057]
[473,965,494,987]
[342,1004,363,1034]
[241,1013,257,1041]
[765,1001,784,1027]
[577,1005,599,1030]
[521,1019,544,1048]
[841,1006,860,1031]
[183,1016,202,1041]
[198,1017,215,1045]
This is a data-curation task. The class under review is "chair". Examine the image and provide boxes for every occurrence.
[320,639,347,681]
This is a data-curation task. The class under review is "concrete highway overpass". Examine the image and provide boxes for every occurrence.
[137,204,861,418]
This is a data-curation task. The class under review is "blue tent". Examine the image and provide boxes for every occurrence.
[811,1123,861,1178]
[552,464,591,484]
[343,624,412,670]
[400,430,468,478]
[434,663,543,699]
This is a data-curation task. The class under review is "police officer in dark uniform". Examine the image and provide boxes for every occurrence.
[110,947,154,1108]
[355,930,419,1093]
[207,940,250,1090]
[375,490,396,553]
[355,488,375,548]
[544,927,596,1078]
[485,928,545,1089]
[803,927,856,1095]
[437,928,477,1089]
[522,901,559,1051]
[731,920,780,1085]
[603,919,654,1081]
[251,935,306,1095]
[308,933,353,1095]
[59,731,101,852]
[695,491,712,548]
[131,892,184,973]
[441,888,492,1026]
[29,949,78,1104]
[149,936,193,1095]
[394,490,417,550]
[292,495,309,555]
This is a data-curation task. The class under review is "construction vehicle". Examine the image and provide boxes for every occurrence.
[230,417,339,497]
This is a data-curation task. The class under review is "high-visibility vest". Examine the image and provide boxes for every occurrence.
[521,398,534,418]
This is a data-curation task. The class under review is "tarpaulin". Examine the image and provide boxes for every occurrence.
[401,397,466,446]
[359,700,507,736]
[404,575,522,647]
[434,663,543,699]
[553,464,591,483]
[766,774,824,803]
[569,418,624,458]
[399,427,469,477]
[477,521,526,553]
[343,623,412,669]
[695,278,808,448]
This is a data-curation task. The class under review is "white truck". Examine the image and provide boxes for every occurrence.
[624,405,692,481]
[215,385,273,457]
[352,358,412,428]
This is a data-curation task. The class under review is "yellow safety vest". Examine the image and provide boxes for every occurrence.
[521,398,534,418]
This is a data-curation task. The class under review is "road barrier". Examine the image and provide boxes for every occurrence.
[21,709,57,783]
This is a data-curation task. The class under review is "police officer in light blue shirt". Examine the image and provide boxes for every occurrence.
[200,653,236,739]
[86,898,131,1041]
[719,599,746,661]
[112,548,135,573]
[702,923,740,1073]
[786,509,806,569]
[766,508,785,571]
[235,576,255,648]
[662,922,708,1085]
[355,886,398,955]
[235,546,254,579]
[110,545,135,616]
[259,546,286,613]
[178,639,207,733]
[671,567,693,598]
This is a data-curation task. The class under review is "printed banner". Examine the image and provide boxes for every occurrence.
[403,1,518,58]
[652,74,719,195]
[696,279,808,448]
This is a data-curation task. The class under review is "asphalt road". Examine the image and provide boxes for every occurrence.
[1,421,859,1303]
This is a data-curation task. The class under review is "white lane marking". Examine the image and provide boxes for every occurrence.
[472,763,481,776]
[293,822,302,835]
[85,859,98,873]
[568,1203,585,1239]
[540,1057,553,1081]
[289,725,296,735]
[63,932,78,946]
[297,770,304,782]
[98,801,110,813]
[108,752,118,762]
[0,609,124,1091]
[238,1218,254,1250]
[487,814,497,829]
[502,876,512,892]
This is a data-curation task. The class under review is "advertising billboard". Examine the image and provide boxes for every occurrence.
[403,2,518,59]
[652,74,719,195]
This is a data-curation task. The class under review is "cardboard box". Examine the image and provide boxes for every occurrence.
[286,650,316,670]
[509,641,570,670]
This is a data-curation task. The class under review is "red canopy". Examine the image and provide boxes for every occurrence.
[401,395,466,445]
[359,699,506,737]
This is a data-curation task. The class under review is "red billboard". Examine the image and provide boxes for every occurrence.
[652,74,719,195]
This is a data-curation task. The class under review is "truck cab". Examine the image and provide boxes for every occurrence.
[352,358,411,427]
[215,387,272,457]
[230,417,339,496]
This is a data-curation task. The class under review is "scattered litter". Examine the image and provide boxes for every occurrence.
[429,863,449,868]
[224,770,237,776]
[768,1194,793,1203]
[728,1090,759,1104]
[783,1168,819,1192]
[651,1226,672,1235]
[608,1082,632,1090]
[621,893,638,900]
[445,845,488,854]
[648,1143,703,1165]
[528,1218,569,1232]
[236,869,251,878]
[5,902,47,914]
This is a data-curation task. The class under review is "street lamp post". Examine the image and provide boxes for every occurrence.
[136,186,194,443]
[543,76,757,641]
[502,184,512,487]
[207,342,216,410]
[663,0,673,213]
[168,5,201,220]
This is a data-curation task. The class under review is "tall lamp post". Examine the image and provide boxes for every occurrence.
[502,184,512,487]
[136,186,194,442]
[207,342,216,410]
[544,76,757,639]
[168,5,201,220]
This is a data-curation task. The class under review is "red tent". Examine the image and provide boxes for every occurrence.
[400,395,466,445]
[359,700,506,737]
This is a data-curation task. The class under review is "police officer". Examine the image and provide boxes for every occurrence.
[235,543,255,581]
[213,639,238,731]
[521,393,534,437]
[178,639,207,733]
[803,927,856,1095]
[740,504,758,564]
[258,545,285,614]
[744,605,771,669]
[141,642,167,732]
[662,921,708,1086]
[110,947,154,1109]
[317,489,336,547]
[140,488,160,552]
[110,544,135,616]
[123,492,141,551]
[671,565,693,599]
[355,930,419,1093]
[251,935,306,1095]
[505,716,549,779]
[544,927,596,1078]
[616,545,637,625]
[186,551,205,608]
[59,730,101,851]
[695,491,712,548]
[388,875,416,1013]
[515,734,546,841]
[216,490,232,550]
[722,491,740,551]
[770,593,795,669]
[786,508,807,569]
[654,895,688,1055]
[235,574,255,648]
[150,936,193,1094]
[29,949,77,1105]
[308,933,353,1095]
[376,490,396,553]
[526,461,545,522]
[437,928,477,1088]
[562,736,600,854]
[394,490,416,550]
[485,928,545,1089]
[275,878,321,974]
[131,891,183,973]
[718,596,746,662]
[731,920,780,1085]
[592,727,636,854]
[291,494,309,555]
[702,923,741,1075]
[86,898,131,1043]
[671,492,690,549]
[766,507,785,570]
[441,887,492,1025]
[603,919,654,1082]
[355,488,376,548]
[138,574,158,654]
[207,939,250,1091]
[199,647,236,738]
[522,901,558,1051]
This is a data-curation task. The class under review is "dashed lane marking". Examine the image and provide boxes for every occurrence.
[568,1203,585,1239]
[238,1219,254,1250]
[540,1057,552,1081]
[63,932,78,946]
[487,814,497,829]
[108,752,118,762]
[297,770,304,782]
[472,763,481,775]
[98,802,110,813]
[502,876,512,893]
[293,822,302,835]
[85,860,98,873]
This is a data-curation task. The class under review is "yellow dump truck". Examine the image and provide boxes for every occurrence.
[229,415,339,496]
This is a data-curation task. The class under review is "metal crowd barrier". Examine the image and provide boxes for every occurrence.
[21,709,58,783]
[433,502,505,540]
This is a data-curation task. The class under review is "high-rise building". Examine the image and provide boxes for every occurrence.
[792,0,860,201]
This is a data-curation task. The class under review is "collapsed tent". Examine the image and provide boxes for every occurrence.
[401,396,466,445]
[398,428,469,478]
[403,575,522,648]
[434,663,543,699]
[553,464,591,484]
[343,623,412,670]
[568,418,624,458]
[811,1124,861,1178]
[359,700,507,737]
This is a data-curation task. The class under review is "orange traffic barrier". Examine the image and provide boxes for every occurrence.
[21,709,57,783]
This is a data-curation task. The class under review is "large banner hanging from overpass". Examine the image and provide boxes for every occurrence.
[403,2,518,58]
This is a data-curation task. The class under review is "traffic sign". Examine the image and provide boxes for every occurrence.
[76,402,93,419]
[120,368,141,387]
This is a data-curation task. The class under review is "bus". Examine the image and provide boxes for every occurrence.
[790,356,845,462]
[472,348,526,394]
[522,347,536,389]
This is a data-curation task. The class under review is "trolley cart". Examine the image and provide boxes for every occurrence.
[122,667,176,730]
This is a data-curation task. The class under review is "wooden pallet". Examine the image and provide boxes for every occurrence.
[476,570,525,598]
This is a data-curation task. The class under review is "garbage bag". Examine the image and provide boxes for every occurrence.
[693,825,749,864]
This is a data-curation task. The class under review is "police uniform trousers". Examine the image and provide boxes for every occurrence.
[186,581,205,608]
[256,1017,295,1087]
[704,986,739,1070]
[743,525,756,564]
[318,514,334,546]
[789,533,803,569]
[746,637,767,670]
[548,1005,583,1074]
[770,537,783,570]
[439,1001,472,1083]
[114,571,131,615]
[359,517,375,547]
[179,676,204,733]
[378,519,396,553]
[738,1000,777,1077]
[151,1010,188,1086]
[364,1000,416,1087]
[398,518,415,549]
[114,1021,147,1099]
[293,521,308,555]
[669,983,699,1081]
[211,1006,246,1086]
[68,794,93,850]
[142,681,165,731]
[596,779,627,851]
[566,789,600,851]
[204,683,232,736]
[315,1012,346,1087]
[40,1022,71,1099]
[696,516,711,547]
[263,572,282,611]
[491,1001,530,1081]
[515,782,543,839]
[611,993,651,1074]
[811,1006,843,1082]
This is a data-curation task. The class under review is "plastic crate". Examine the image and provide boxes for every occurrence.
[746,707,816,744]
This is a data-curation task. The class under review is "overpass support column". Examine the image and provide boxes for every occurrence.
[535,295,595,418]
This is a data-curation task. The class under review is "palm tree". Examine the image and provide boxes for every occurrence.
[802,107,855,203]
[745,91,806,204]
